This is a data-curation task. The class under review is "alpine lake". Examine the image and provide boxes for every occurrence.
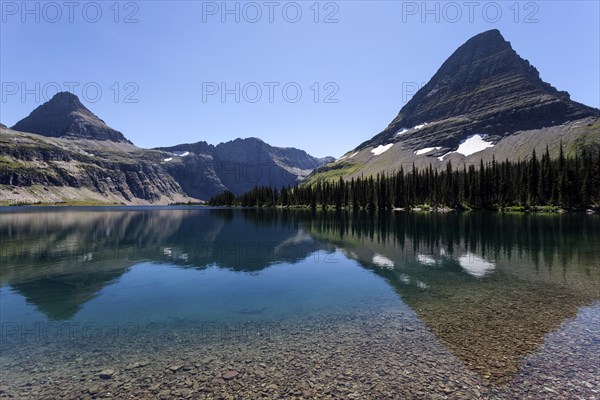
[0,207,598,399]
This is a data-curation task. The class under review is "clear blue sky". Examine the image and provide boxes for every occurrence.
[1,1,598,158]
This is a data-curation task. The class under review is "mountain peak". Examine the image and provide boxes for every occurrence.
[468,28,504,41]
[357,30,598,151]
[11,92,131,143]
[50,90,81,100]
[44,91,85,110]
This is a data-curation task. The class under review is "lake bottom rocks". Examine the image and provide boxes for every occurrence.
[0,304,598,399]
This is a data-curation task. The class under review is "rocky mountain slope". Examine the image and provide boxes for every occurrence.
[0,126,194,205]
[156,139,334,199]
[1,93,331,204]
[308,29,600,183]
[11,92,131,143]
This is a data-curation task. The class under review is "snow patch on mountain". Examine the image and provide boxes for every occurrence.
[456,134,494,156]
[415,147,442,155]
[395,123,429,137]
[438,134,494,161]
[371,143,394,156]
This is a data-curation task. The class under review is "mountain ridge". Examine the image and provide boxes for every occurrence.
[1,93,332,204]
[357,29,598,152]
[307,29,599,184]
[156,137,334,198]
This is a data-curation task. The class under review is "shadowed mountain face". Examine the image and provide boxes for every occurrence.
[156,138,334,198]
[11,92,131,143]
[358,29,599,152]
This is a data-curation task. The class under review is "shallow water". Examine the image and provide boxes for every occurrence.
[0,208,598,398]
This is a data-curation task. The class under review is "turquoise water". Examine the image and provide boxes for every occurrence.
[0,209,407,326]
[0,255,400,325]
[0,208,598,397]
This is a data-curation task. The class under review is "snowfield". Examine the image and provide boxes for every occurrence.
[371,143,394,155]
[438,134,494,161]
[414,147,441,155]
[337,151,359,161]
[456,134,494,156]
[395,123,429,136]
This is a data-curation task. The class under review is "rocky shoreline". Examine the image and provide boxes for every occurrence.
[1,304,598,399]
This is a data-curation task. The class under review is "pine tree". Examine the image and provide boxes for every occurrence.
[208,144,596,211]
[529,149,540,205]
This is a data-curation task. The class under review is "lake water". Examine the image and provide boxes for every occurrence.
[1,208,599,399]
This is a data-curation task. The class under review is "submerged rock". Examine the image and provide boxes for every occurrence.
[98,369,115,379]
[222,370,239,380]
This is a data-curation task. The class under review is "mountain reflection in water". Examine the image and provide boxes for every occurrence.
[1,208,598,383]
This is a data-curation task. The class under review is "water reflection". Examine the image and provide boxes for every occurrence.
[1,208,598,383]
[306,211,600,381]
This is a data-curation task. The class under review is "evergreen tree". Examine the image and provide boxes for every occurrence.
[208,145,598,211]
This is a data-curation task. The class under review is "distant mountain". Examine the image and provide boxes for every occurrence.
[0,124,194,205]
[1,93,332,204]
[307,30,600,183]
[11,92,131,143]
[156,138,334,199]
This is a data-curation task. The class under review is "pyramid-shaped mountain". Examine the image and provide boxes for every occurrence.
[11,92,131,143]
[356,29,599,152]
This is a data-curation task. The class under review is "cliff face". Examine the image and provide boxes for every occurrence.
[0,127,193,205]
[157,138,334,198]
[11,92,131,143]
